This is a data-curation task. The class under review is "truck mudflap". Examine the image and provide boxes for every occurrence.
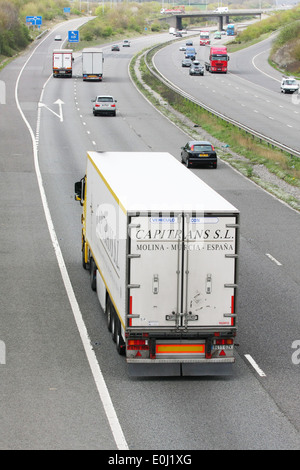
[127,359,234,377]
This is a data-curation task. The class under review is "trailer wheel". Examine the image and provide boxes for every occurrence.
[106,298,112,332]
[111,311,117,343]
[116,320,125,356]
[90,258,96,291]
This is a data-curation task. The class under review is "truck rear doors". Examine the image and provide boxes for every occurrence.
[128,213,238,329]
[53,50,72,77]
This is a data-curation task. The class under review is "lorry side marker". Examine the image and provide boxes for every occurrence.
[15,34,129,451]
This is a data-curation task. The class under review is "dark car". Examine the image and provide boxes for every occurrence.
[181,58,192,67]
[181,141,217,168]
[111,44,120,51]
[186,40,193,46]
[189,60,204,76]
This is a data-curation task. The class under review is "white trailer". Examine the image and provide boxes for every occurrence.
[75,152,240,376]
[82,48,104,81]
[52,49,73,78]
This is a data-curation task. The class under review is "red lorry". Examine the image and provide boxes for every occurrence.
[205,46,229,73]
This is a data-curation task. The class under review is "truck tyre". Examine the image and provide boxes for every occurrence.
[106,298,112,332]
[111,310,116,343]
[90,258,96,291]
[116,320,125,355]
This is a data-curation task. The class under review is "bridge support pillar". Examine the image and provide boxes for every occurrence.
[218,16,224,31]
[176,17,182,30]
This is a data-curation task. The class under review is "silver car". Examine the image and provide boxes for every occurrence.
[189,60,204,76]
[92,95,117,116]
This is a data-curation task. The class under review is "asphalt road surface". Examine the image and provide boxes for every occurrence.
[0,20,299,450]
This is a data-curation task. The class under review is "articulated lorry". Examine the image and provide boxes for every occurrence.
[82,48,104,81]
[52,49,73,78]
[205,45,229,73]
[226,24,235,36]
[75,152,239,377]
[200,31,210,46]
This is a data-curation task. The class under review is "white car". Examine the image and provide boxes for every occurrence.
[122,40,130,47]
[92,95,117,116]
[281,76,299,94]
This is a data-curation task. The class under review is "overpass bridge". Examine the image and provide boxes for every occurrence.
[161,9,267,31]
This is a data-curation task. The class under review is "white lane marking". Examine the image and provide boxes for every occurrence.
[15,30,128,451]
[266,253,282,266]
[245,354,266,377]
[252,49,281,83]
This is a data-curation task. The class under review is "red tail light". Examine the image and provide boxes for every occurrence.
[215,339,233,345]
[127,339,149,350]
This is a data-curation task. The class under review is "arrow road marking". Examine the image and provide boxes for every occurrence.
[38,99,64,122]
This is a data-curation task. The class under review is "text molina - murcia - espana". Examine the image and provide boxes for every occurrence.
[136,242,234,251]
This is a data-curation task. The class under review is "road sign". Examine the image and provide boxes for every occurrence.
[26,16,42,26]
[68,30,79,43]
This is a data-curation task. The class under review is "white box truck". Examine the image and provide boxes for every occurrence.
[52,49,73,78]
[82,48,104,81]
[75,152,240,377]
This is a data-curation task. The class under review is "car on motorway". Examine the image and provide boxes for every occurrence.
[54,35,62,41]
[122,40,130,47]
[182,58,193,67]
[186,40,193,46]
[189,60,204,76]
[179,45,186,51]
[181,141,217,168]
[214,31,222,39]
[92,95,117,116]
[175,32,183,37]
[281,76,299,94]
[111,44,120,51]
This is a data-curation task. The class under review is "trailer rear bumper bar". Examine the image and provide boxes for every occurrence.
[127,358,234,377]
